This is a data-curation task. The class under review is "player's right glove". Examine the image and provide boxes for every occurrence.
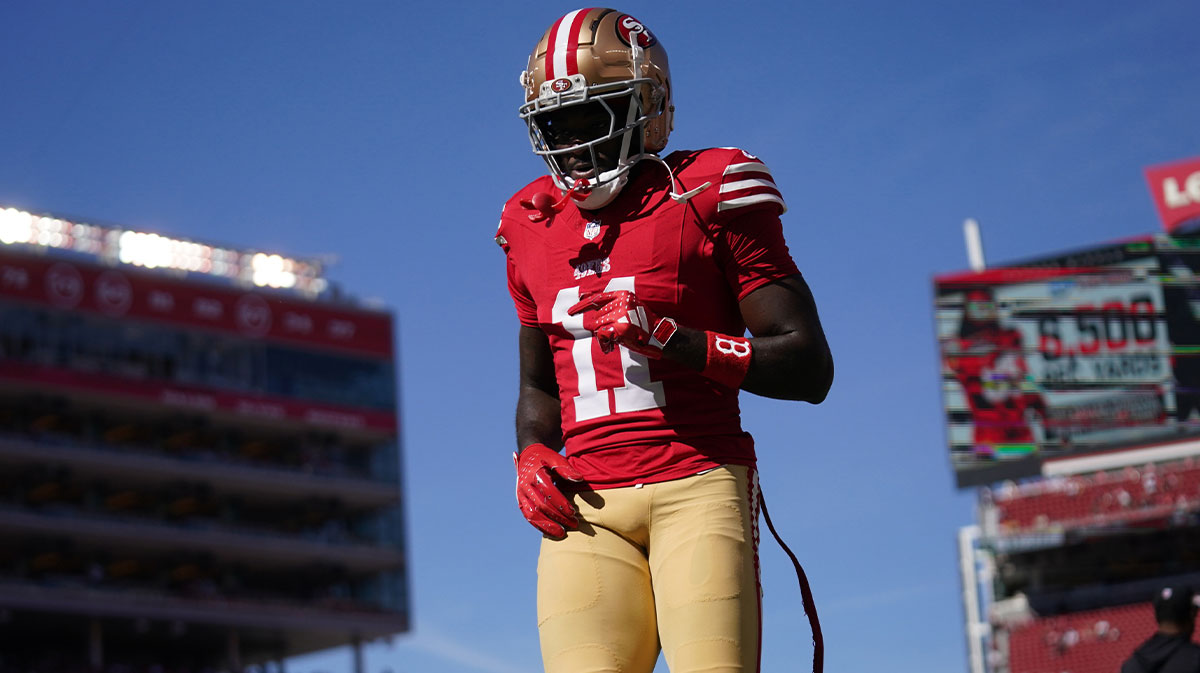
[514,443,584,539]
[567,290,677,359]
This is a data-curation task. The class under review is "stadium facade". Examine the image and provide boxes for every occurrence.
[0,205,407,673]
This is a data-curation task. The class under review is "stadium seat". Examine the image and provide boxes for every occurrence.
[993,460,1200,534]
[1006,602,1155,673]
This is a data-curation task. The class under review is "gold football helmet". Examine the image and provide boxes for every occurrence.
[519,8,673,208]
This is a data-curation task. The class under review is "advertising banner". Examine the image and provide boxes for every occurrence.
[0,247,393,359]
[1146,157,1200,233]
[936,236,1200,486]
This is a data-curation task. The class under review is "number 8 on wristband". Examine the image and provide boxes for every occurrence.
[702,331,752,389]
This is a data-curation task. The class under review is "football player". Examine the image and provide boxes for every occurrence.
[945,287,1047,456]
[497,8,834,673]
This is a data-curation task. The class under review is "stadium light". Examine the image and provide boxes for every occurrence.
[0,204,326,296]
[251,253,297,289]
[0,208,34,245]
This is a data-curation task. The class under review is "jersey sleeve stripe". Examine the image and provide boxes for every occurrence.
[716,193,788,213]
[718,154,786,213]
[720,177,778,193]
[723,161,774,177]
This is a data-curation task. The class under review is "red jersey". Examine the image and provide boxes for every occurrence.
[498,147,800,488]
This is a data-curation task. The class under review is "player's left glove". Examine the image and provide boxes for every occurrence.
[514,443,584,539]
[567,290,678,359]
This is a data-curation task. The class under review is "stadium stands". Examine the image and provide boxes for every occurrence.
[1006,602,1155,673]
[989,459,1200,533]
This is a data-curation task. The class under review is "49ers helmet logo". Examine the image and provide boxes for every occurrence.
[550,78,573,93]
[615,14,656,48]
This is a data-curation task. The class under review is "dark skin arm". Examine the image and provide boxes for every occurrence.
[659,273,834,403]
[515,273,833,450]
[516,324,564,451]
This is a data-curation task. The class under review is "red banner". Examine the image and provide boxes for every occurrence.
[0,248,393,358]
[1145,157,1200,233]
[0,360,398,435]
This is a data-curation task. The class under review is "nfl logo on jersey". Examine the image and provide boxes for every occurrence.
[584,221,601,240]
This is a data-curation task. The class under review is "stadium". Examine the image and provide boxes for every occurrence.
[940,158,1200,673]
[0,205,408,673]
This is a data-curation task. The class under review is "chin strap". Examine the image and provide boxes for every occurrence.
[760,489,824,673]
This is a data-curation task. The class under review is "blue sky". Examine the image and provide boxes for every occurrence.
[2,2,1198,672]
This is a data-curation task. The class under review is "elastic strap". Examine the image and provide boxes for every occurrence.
[760,489,824,673]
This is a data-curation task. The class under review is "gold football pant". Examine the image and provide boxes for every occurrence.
[536,465,761,673]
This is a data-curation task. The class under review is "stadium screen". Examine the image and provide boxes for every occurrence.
[936,235,1200,487]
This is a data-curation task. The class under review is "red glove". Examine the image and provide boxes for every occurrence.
[567,290,678,359]
[514,443,584,538]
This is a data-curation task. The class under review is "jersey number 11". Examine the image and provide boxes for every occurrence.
[552,276,667,422]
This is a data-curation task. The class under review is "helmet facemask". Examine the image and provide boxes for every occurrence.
[521,78,663,209]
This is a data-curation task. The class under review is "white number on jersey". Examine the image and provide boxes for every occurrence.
[551,276,666,422]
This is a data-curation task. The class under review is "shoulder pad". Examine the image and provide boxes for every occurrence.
[668,148,786,217]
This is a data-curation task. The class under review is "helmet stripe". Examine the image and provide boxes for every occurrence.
[549,8,587,79]
[544,14,565,79]
[563,8,592,76]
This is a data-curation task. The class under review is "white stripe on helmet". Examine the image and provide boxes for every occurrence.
[552,9,584,78]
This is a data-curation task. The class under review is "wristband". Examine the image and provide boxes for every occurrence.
[701,331,753,389]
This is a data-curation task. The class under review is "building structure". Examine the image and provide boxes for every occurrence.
[0,204,407,673]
